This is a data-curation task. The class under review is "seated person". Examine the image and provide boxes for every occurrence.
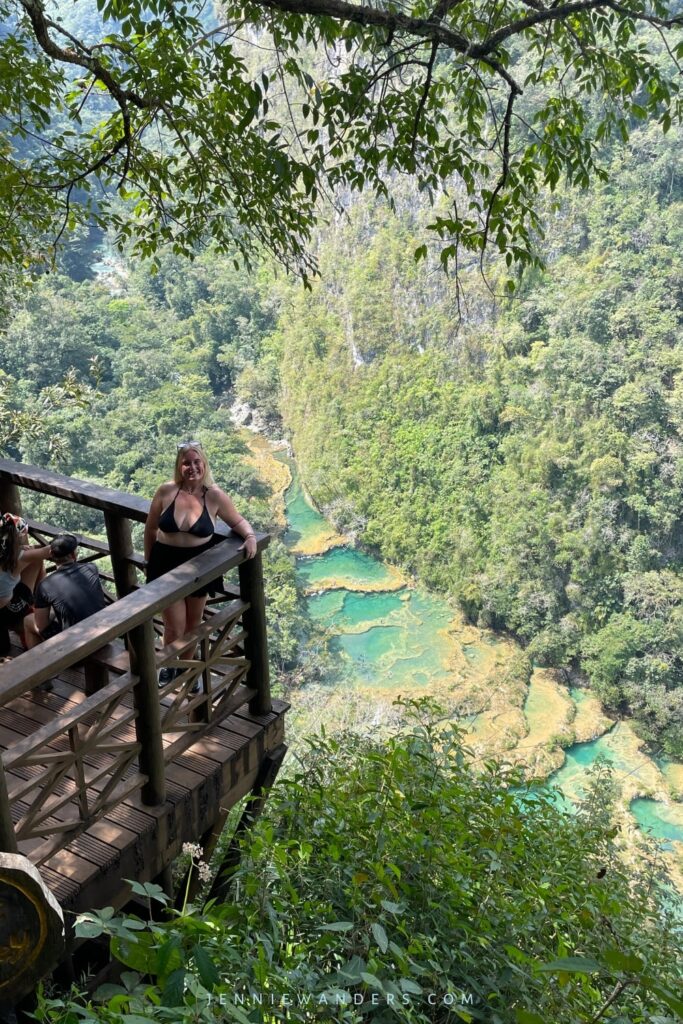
[0,513,52,656]
[24,534,107,648]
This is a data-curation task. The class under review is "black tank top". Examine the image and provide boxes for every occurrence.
[158,488,214,538]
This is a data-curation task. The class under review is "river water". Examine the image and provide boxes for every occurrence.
[274,450,683,863]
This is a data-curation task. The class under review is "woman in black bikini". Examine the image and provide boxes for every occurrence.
[144,442,257,679]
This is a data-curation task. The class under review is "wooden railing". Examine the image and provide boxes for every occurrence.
[0,459,271,863]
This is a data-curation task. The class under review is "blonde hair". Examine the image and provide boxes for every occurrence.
[173,445,215,488]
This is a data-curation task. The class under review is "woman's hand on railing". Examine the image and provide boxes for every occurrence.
[239,533,257,560]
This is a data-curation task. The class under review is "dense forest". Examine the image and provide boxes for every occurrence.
[241,120,683,757]
[1,113,682,763]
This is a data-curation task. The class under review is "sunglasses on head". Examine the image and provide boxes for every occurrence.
[2,512,28,534]
[177,441,203,450]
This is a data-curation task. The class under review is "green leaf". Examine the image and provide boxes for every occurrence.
[128,880,169,905]
[644,981,683,1017]
[112,932,158,974]
[193,944,220,989]
[120,973,142,993]
[319,921,354,932]
[337,955,366,982]
[75,918,105,939]
[93,984,127,1000]
[162,968,186,1007]
[156,938,183,981]
[371,922,388,953]
[603,948,643,973]
[360,972,383,990]
[540,957,601,974]
[380,900,402,914]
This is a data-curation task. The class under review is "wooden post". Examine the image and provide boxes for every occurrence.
[104,511,138,599]
[0,478,22,516]
[0,756,18,854]
[238,552,271,715]
[208,743,287,904]
[128,618,166,806]
[84,661,109,696]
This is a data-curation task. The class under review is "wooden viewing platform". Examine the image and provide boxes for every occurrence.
[0,460,288,1003]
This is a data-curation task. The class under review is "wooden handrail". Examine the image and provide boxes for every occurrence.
[0,457,152,523]
[0,536,268,701]
[0,459,273,856]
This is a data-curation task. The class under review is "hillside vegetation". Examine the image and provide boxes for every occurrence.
[2,121,682,755]
[37,705,683,1024]
[247,122,683,756]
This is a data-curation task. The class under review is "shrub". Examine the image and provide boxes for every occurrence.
[38,701,682,1024]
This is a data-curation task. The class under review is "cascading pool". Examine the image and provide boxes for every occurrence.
[278,451,683,852]
[630,799,683,849]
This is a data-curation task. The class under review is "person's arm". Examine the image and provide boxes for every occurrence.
[17,542,52,566]
[213,488,257,560]
[144,488,165,562]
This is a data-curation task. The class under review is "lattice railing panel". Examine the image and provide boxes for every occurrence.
[4,676,145,856]
[157,601,253,746]
[0,461,272,869]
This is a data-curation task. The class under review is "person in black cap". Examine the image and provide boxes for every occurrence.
[23,534,107,649]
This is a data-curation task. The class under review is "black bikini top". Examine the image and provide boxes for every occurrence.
[158,488,214,538]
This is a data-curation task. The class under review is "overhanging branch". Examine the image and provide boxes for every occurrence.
[19,0,151,110]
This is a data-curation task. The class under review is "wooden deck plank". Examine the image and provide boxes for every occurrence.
[77,709,285,914]
[0,657,288,921]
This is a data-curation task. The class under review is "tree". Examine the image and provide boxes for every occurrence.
[37,705,683,1023]
[2,0,681,291]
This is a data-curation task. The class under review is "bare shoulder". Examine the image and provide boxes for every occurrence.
[206,484,234,509]
[205,484,226,500]
[155,481,177,500]
[207,485,241,525]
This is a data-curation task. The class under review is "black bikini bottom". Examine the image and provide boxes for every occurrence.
[146,539,221,598]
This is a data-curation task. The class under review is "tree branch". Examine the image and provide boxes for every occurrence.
[411,39,439,157]
[469,0,682,56]
[44,17,93,55]
[588,978,635,1024]
[253,0,470,54]
[602,0,683,28]
[52,182,75,255]
[19,0,151,110]
[247,0,682,62]
[481,84,517,262]
[431,0,466,20]
[32,130,130,191]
